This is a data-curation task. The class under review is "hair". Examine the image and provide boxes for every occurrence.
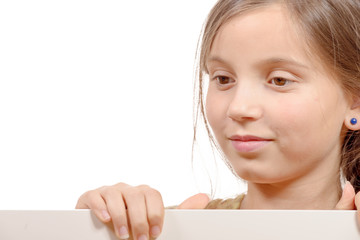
[192,0,360,192]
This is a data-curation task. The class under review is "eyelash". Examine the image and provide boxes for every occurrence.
[268,77,293,87]
[213,75,234,85]
[212,75,294,87]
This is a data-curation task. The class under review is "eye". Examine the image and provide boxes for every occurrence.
[269,77,291,86]
[213,76,233,85]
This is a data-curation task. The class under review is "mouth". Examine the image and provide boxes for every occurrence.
[229,135,272,153]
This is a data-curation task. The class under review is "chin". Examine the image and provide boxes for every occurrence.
[235,168,290,185]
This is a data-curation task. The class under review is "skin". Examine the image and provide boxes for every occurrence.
[205,4,354,210]
[76,4,360,240]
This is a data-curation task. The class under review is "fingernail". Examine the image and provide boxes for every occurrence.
[150,225,161,237]
[118,226,129,239]
[137,234,148,240]
[101,210,111,221]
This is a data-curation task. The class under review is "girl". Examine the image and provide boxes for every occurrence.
[76,0,360,239]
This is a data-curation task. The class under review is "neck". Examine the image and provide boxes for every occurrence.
[241,174,342,210]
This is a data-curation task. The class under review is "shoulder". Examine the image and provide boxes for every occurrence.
[205,193,245,209]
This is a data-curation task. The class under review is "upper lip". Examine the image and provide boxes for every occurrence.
[229,135,271,141]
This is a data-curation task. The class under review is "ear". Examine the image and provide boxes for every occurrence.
[344,97,360,131]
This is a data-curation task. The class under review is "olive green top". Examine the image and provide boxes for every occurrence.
[205,194,245,209]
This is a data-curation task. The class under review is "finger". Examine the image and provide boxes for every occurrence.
[144,187,165,239]
[177,193,210,209]
[101,188,130,240]
[76,190,112,223]
[335,181,355,210]
[124,189,149,240]
[354,191,360,224]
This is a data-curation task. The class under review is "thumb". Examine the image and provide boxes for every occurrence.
[354,192,360,224]
[177,193,211,209]
[335,181,356,210]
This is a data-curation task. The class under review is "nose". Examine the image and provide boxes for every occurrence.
[227,84,263,122]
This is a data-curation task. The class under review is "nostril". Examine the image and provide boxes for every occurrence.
[227,103,263,122]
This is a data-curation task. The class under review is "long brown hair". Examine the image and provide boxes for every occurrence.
[193,0,360,192]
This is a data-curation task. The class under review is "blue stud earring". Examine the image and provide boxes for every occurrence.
[351,118,357,125]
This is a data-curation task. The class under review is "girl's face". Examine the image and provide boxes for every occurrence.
[205,5,352,185]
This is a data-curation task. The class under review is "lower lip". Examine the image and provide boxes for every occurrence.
[231,140,270,153]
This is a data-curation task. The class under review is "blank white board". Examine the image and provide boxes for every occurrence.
[0,209,359,239]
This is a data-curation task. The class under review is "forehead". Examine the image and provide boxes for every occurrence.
[207,4,315,70]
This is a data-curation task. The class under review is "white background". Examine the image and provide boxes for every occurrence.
[0,0,246,209]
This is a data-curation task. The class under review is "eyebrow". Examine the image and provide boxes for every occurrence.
[205,56,232,73]
[206,56,309,70]
[260,57,309,69]
[206,56,230,66]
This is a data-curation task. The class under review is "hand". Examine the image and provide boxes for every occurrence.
[335,181,360,223]
[177,193,210,209]
[76,183,210,240]
[76,183,164,240]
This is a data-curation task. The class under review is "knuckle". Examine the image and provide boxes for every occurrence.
[100,182,130,197]
[76,193,88,206]
[125,188,142,199]
[137,185,158,195]
[100,187,115,197]
[75,197,86,209]
[114,182,130,189]
[132,221,149,234]
[97,185,110,192]
[81,189,95,199]
[137,184,150,190]
[84,190,97,200]
[88,198,102,209]
[111,213,127,226]
[147,188,161,198]
[148,213,162,225]
[101,186,123,198]
[77,190,104,209]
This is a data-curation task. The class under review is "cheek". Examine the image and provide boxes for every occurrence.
[205,90,220,126]
[270,96,319,150]
[273,99,315,132]
[271,94,344,154]
[205,91,226,130]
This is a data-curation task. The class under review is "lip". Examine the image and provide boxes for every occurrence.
[229,135,272,153]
